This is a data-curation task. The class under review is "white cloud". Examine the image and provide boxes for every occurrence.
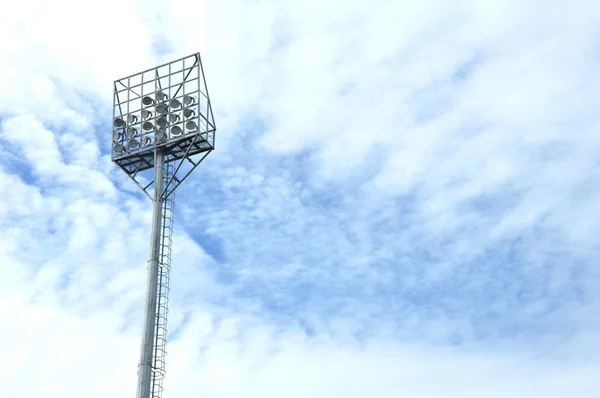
[0,0,599,397]
[1,299,598,398]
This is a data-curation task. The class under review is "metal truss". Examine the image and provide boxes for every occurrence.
[111,53,216,200]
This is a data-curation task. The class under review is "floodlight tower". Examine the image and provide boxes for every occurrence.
[111,53,216,398]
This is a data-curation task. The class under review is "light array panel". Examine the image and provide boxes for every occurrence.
[111,53,215,170]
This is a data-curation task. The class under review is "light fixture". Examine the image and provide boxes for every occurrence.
[157,117,168,128]
[183,95,195,106]
[155,129,166,141]
[156,104,168,115]
[183,109,195,119]
[156,91,168,101]
[127,138,139,148]
[185,121,197,131]
[142,96,154,106]
[112,131,121,141]
[169,114,180,123]
[142,110,153,119]
[114,117,125,128]
[171,126,182,135]
[127,114,138,124]
[142,121,154,131]
[126,127,138,137]
[169,99,181,109]
[113,143,124,153]
[141,135,152,146]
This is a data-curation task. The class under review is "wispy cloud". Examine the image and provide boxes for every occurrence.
[0,0,599,397]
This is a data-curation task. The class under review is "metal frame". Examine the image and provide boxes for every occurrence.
[111,52,216,200]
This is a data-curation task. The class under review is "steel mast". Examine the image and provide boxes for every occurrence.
[111,53,216,398]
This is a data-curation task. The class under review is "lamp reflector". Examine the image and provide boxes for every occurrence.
[126,127,137,137]
[170,99,181,109]
[113,143,124,153]
[127,115,138,124]
[185,121,197,131]
[156,129,166,141]
[169,114,180,123]
[142,96,154,106]
[127,138,139,148]
[183,109,195,119]
[171,125,182,135]
[141,136,152,146]
[156,91,168,101]
[113,117,125,128]
[142,110,153,119]
[112,131,121,141]
[157,117,168,128]
[142,121,154,131]
[156,104,168,115]
[183,95,195,106]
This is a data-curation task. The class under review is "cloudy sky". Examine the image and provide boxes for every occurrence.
[1,0,599,397]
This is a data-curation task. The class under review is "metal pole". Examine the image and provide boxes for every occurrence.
[136,148,165,398]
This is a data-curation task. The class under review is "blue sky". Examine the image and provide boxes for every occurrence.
[0,0,599,397]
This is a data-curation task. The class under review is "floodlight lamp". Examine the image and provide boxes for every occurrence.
[183,109,195,119]
[142,96,154,106]
[185,121,197,131]
[169,114,180,123]
[170,99,181,109]
[156,91,168,102]
[113,143,124,153]
[156,104,169,115]
[141,135,152,146]
[142,110,153,119]
[127,115,138,124]
[142,121,154,131]
[157,117,168,128]
[171,125,182,135]
[112,131,121,141]
[127,138,139,148]
[126,127,138,137]
[113,117,125,128]
[155,129,166,141]
[183,95,195,106]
